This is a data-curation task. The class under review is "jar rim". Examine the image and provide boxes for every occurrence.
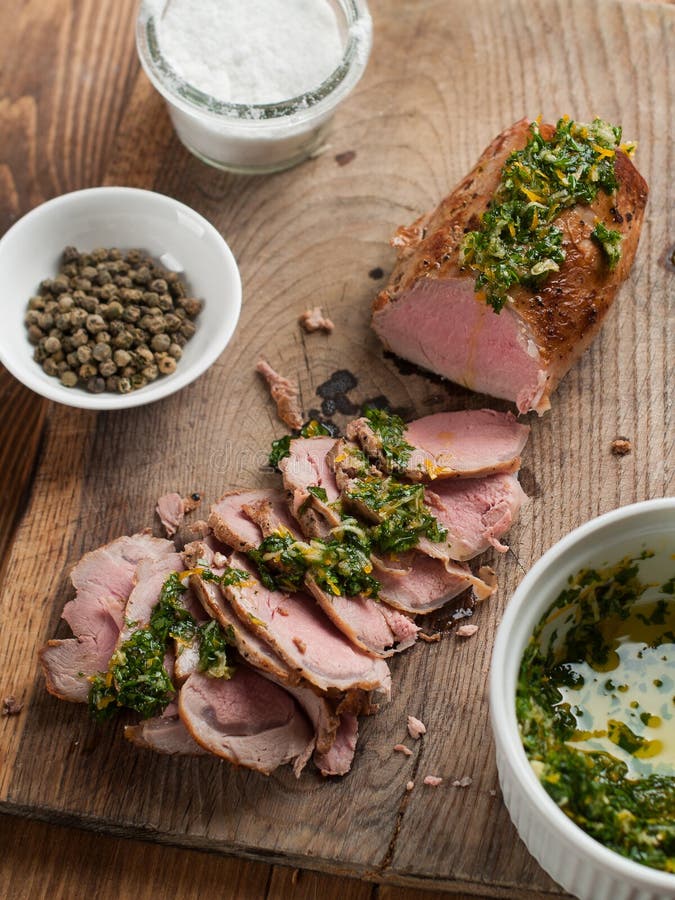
[136,0,372,124]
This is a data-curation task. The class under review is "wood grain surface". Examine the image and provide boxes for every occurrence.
[0,0,672,897]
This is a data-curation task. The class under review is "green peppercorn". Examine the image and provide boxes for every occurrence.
[86,376,106,393]
[66,351,79,367]
[54,313,71,332]
[60,370,78,388]
[38,312,54,330]
[95,269,113,286]
[147,316,166,335]
[179,297,203,318]
[76,344,92,364]
[135,345,154,365]
[25,310,40,326]
[42,358,59,376]
[121,365,136,378]
[117,377,132,394]
[105,375,120,392]
[105,301,123,320]
[150,333,171,353]
[28,296,46,310]
[113,349,131,368]
[73,277,92,292]
[168,343,182,359]
[44,336,61,354]
[51,274,70,294]
[98,359,117,377]
[27,325,44,345]
[80,295,98,313]
[142,364,159,382]
[115,275,133,289]
[180,320,196,339]
[122,305,140,324]
[79,362,97,379]
[85,314,106,334]
[173,333,187,347]
[158,355,177,375]
[92,342,111,362]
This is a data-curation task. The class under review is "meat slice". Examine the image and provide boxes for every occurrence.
[347,409,529,482]
[39,533,176,703]
[374,552,492,615]
[279,436,342,537]
[423,472,527,560]
[179,666,313,775]
[209,489,295,551]
[255,358,303,430]
[156,492,184,537]
[313,712,359,776]
[221,554,391,697]
[211,489,416,659]
[125,715,208,755]
[117,553,183,644]
[372,119,648,415]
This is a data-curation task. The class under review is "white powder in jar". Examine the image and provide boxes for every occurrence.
[155,0,344,105]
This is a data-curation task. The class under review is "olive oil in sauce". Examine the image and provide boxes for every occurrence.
[517,554,675,873]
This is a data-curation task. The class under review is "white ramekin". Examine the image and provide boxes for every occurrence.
[136,0,372,174]
[490,498,675,900]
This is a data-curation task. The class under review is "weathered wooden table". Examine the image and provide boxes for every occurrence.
[1,0,672,897]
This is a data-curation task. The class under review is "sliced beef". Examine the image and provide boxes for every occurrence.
[125,715,208,755]
[424,472,527,560]
[347,409,529,482]
[156,492,185,537]
[313,711,359,776]
[373,552,492,615]
[372,119,648,414]
[40,533,175,703]
[209,489,295,550]
[191,573,293,684]
[279,436,342,537]
[221,554,391,697]
[255,358,303,430]
[178,666,313,775]
[211,490,415,659]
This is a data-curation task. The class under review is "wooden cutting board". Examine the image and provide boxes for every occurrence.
[0,0,672,896]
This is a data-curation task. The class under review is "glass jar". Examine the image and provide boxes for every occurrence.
[136,0,372,174]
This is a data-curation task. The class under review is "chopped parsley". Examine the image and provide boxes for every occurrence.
[248,521,379,598]
[592,220,622,270]
[346,476,448,554]
[460,117,634,312]
[364,407,413,473]
[88,570,236,722]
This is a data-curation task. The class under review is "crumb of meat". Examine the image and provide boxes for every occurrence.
[335,150,356,166]
[477,565,498,590]
[2,696,23,716]
[407,715,426,739]
[393,744,413,757]
[419,631,441,643]
[212,551,228,568]
[423,775,443,787]
[298,307,334,334]
[405,780,415,792]
[611,438,632,456]
[489,789,497,797]
[182,492,202,513]
[452,776,473,788]
[256,358,303,430]
[187,519,210,538]
[292,636,307,654]
[456,624,479,638]
[277,606,289,617]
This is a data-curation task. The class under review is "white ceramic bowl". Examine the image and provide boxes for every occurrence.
[136,0,372,174]
[0,187,241,410]
[490,498,675,900]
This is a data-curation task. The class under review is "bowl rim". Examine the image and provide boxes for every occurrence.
[0,185,242,411]
[135,0,373,125]
[490,497,675,890]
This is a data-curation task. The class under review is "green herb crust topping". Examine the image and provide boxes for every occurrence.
[517,555,675,873]
[89,569,237,722]
[460,117,633,313]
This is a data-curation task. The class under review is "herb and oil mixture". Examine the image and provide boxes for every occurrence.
[517,555,675,872]
[460,117,635,313]
[89,568,242,721]
[26,247,201,394]
[262,408,446,598]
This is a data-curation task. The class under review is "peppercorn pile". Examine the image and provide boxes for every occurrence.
[25,247,202,394]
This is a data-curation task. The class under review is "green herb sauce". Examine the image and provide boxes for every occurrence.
[89,569,237,722]
[517,555,675,873]
[345,475,447,554]
[460,117,633,312]
[363,407,414,473]
[248,520,379,598]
